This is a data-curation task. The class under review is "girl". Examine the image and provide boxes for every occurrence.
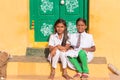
[48,19,72,80]
[67,18,96,79]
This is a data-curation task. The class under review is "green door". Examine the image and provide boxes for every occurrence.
[30,0,88,42]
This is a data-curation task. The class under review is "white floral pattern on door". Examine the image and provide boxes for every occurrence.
[40,23,53,36]
[40,0,53,13]
[67,22,77,33]
[65,0,79,12]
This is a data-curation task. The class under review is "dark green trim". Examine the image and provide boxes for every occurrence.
[84,0,89,32]
[30,0,34,29]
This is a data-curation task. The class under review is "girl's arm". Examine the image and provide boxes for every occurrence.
[49,45,57,52]
[49,45,58,57]
[57,44,70,52]
[82,46,96,52]
[62,44,71,51]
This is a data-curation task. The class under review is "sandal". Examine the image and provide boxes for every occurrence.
[82,73,89,78]
[73,73,82,78]
[62,73,73,80]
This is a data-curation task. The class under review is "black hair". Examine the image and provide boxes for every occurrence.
[54,19,68,46]
[76,18,86,25]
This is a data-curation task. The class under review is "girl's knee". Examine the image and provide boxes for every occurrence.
[60,52,66,56]
[78,50,86,56]
[79,49,85,52]
[54,50,60,56]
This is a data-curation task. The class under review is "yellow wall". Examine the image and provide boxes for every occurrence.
[0,0,29,55]
[0,0,120,68]
[90,0,120,68]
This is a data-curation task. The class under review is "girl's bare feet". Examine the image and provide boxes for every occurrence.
[48,68,55,79]
[48,72,55,79]
[62,73,72,80]
[62,69,72,80]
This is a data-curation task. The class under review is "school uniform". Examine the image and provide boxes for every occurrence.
[48,33,70,69]
[66,31,95,73]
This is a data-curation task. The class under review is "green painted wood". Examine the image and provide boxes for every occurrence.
[30,0,89,42]
[35,0,59,42]
[30,0,35,29]
[60,0,84,33]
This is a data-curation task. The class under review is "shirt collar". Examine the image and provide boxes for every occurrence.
[55,33,64,40]
[77,31,87,36]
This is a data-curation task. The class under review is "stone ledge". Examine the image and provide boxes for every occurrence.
[8,56,107,64]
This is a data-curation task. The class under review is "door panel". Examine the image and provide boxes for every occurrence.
[35,20,55,42]
[30,0,88,42]
[35,0,59,42]
[60,0,83,18]
[60,0,87,34]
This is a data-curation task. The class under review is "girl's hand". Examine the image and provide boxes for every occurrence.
[50,47,58,57]
[56,45,67,52]
[56,45,61,49]
[82,46,96,52]
[82,48,89,53]
[60,49,67,52]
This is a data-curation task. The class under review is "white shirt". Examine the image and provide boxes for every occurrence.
[67,31,95,62]
[49,33,70,46]
[48,33,70,63]
[69,31,95,48]
[66,31,95,70]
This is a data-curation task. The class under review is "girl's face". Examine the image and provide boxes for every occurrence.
[55,23,66,34]
[76,21,87,33]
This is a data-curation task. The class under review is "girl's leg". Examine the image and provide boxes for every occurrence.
[68,57,82,73]
[68,57,82,78]
[62,68,72,79]
[52,52,60,68]
[78,50,89,73]
[48,67,55,79]
[50,47,57,58]
[59,52,67,68]
[48,51,60,79]
[60,53,72,79]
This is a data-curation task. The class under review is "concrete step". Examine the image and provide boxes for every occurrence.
[6,47,108,79]
[24,47,107,64]
[26,47,49,57]
[8,56,107,64]
[6,75,110,80]
[7,62,109,79]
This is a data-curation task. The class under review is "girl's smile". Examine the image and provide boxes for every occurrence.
[76,21,87,33]
[56,23,65,34]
